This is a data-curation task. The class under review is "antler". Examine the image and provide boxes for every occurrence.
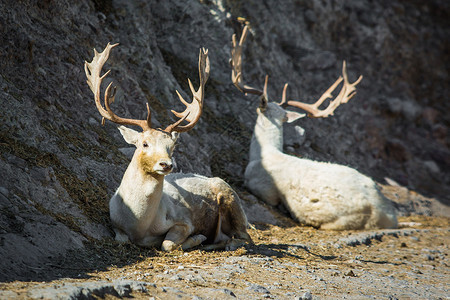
[282,61,363,118]
[230,25,363,118]
[230,25,264,96]
[165,48,210,133]
[84,43,152,131]
[85,44,210,134]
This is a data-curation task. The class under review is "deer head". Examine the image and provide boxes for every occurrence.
[230,25,363,127]
[85,43,210,176]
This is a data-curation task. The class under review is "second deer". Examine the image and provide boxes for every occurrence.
[230,26,397,230]
[85,43,251,250]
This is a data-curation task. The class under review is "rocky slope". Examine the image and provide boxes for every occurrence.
[0,0,448,297]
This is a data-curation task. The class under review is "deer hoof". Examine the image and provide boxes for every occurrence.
[162,240,178,251]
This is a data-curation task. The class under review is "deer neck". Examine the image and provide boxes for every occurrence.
[118,152,165,221]
[249,114,284,162]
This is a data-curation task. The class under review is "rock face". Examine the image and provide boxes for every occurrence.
[0,0,448,281]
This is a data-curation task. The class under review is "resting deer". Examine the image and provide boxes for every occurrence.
[84,43,251,250]
[230,26,397,230]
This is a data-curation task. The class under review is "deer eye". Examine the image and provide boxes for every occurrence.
[143,142,148,148]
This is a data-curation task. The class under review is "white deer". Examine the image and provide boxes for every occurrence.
[84,43,251,251]
[230,26,397,230]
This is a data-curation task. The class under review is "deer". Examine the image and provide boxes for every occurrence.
[84,43,251,251]
[230,25,398,230]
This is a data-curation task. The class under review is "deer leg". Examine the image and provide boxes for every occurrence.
[136,235,165,248]
[161,224,193,251]
[319,214,369,231]
[199,238,247,251]
[181,234,207,250]
[225,238,248,251]
[113,228,130,243]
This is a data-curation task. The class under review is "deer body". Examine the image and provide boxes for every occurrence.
[245,104,397,230]
[230,25,397,230]
[85,44,250,250]
[111,155,248,249]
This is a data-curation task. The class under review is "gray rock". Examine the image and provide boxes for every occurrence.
[338,229,420,246]
[248,284,270,294]
[299,291,313,300]
[27,281,155,299]
[218,288,236,297]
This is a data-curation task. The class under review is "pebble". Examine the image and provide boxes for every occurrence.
[170,274,183,281]
[248,284,270,294]
[297,291,312,300]
[0,187,9,197]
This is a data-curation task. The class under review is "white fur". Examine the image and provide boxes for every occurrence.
[109,126,251,251]
[245,103,397,230]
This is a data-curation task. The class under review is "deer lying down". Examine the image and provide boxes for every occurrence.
[85,43,251,250]
[230,26,397,230]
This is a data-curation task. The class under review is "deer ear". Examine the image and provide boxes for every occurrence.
[118,126,140,145]
[171,131,180,141]
[285,110,306,123]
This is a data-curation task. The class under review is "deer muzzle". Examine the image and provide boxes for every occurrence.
[138,151,174,176]
[159,161,173,173]
[154,159,173,175]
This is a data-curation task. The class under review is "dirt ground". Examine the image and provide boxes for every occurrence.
[1,212,448,299]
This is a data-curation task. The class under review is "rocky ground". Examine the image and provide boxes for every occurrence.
[1,188,449,299]
[1,218,448,299]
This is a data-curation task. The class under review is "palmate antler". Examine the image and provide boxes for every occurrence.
[279,61,363,118]
[230,25,264,96]
[230,25,363,118]
[84,43,152,130]
[166,48,210,132]
[84,43,209,133]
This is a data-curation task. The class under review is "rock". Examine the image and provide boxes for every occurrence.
[27,281,155,299]
[220,289,236,297]
[0,186,8,197]
[386,97,423,120]
[338,229,420,247]
[385,139,411,162]
[423,160,440,174]
[248,284,270,294]
[299,291,313,300]
[300,51,337,70]
[119,147,135,160]
[240,194,281,226]
[422,107,440,125]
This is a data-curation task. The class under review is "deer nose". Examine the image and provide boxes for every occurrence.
[159,162,173,172]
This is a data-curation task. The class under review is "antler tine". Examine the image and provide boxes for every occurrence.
[259,75,269,110]
[84,43,151,131]
[164,48,210,133]
[340,60,363,104]
[230,25,264,96]
[279,83,289,106]
[285,61,363,118]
